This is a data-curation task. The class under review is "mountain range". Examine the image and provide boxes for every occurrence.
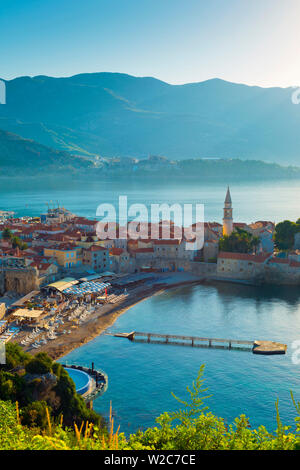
[1,73,300,164]
[1,128,300,181]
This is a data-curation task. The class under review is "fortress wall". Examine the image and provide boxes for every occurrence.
[3,268,40,294]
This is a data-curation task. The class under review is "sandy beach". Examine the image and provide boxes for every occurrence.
[16,273,203,361]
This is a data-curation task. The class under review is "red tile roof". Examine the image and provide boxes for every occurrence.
[109,248,124,256]
[218,251,272,263]
[45,243,77,251]
[29,261,53,271]
[289,260,300,268]
[85,245,107,252]
[74,217,98,226]
[154,239,181,245]
[268,257,290,264]
[233,223,248,228]
[134,248,154,253]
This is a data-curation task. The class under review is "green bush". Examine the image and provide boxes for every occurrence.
[25,358,52,375]
[0,342,31,371]
[21,401,48,429]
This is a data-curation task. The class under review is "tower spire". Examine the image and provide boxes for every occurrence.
[225,186,232,205]
[223,186,233,236]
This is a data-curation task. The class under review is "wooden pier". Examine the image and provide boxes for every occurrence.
[112,331,287,355]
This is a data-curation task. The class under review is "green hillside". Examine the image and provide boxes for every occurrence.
[0,73,300,163]
[0,129,91,175]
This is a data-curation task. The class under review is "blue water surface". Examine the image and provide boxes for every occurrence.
[1,178,300,224]
[62,282,300,434]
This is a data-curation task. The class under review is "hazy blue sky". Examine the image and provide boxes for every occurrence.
[1,0,299,87]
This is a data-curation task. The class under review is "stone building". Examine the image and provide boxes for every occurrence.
[2,266,40,294]
[109,248,134,273]
[82,245,109,272]
[217,251,272,280]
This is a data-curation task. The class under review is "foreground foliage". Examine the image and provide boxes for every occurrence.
[1,365,300,450]
[0,344,104,429]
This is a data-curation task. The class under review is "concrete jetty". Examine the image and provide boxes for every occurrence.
[113,331,287,355]
[252,340,287,355]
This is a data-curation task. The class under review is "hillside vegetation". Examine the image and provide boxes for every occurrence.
[0,343,104,429]
[1,364,300,450]
[0,129,91,175]
[1,128,300,181]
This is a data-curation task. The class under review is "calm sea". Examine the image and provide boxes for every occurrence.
[2,177,300,433]
[0,177,300,224]
[62,282,300,434]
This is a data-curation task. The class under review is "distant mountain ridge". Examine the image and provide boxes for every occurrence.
[1,128,300,181]
[0,129,90,175]
[0,72,300,164]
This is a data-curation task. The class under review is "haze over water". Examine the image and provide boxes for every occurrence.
[1,178,300,224]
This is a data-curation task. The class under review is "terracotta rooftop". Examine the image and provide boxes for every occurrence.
[109,248,124,256]
[289,260,300,268]
[85,245,107,252]
[134,248,154,253]
[154,239,181,245]
[268,257,290,264]
[218,251,272,263]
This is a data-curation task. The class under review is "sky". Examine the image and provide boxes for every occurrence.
[0,0,300,87]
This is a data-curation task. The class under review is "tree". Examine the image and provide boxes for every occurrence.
[0,342,31,371]
[25,354,53,375]
[2,228,12,240]
[274,220,300,250]
[219,228,260,254]
[10,235,28,251]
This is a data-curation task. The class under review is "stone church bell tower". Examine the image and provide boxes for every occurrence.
[223,187,233,236]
